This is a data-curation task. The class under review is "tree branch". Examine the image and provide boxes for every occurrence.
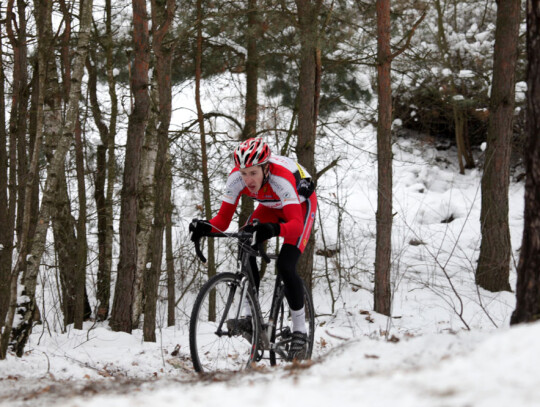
[316,157,339,181]
[390,11,427,61]
[170,111,244,142]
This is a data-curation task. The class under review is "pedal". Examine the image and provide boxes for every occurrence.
[280,326,291,339]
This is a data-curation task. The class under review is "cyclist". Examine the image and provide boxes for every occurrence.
[189,137,317,360]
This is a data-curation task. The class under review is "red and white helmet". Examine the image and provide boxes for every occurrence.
[233,137,271,169]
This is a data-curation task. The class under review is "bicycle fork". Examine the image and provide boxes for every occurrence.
[240,252,277,351]
[239,275,273,350]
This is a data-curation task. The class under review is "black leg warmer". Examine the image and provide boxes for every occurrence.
[276,244,304,311]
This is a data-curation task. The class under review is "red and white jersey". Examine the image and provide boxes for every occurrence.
[209,155,315,241]
[222,155,312,209]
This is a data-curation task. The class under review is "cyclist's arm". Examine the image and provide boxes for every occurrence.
[208,169,243,232]
[279,203,303,239]
[209,200,237,232]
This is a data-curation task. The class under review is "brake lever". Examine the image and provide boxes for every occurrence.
[194,238,207,263]
[251,219,271,263]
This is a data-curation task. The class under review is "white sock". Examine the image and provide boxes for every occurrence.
[291,307,306,333]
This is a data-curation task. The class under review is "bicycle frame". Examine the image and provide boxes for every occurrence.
[200,230,289,358]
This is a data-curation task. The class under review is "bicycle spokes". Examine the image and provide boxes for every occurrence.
[189,273,260,373]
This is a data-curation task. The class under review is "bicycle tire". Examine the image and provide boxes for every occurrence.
[269,279,315,365]
[189,272,260,373]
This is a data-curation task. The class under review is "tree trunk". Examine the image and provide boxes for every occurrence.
[87,51,111,322]
[44,3,79,327]
[195,0,217,299]
[374,0,392,316]
[244,0,258,140]
[454,105,466,174]
[1,0,49,358]
[476,0,520,293]
[510,0,540,325]
[10,0,93,356]
[239,0,259,229]
[110,0,150,333]
[27,65,41,258]
[90,0,118,322]
[52,168,78,327]
[143,0,175,342]
[9,0,30,251]
[294,0,321,292]
[47,0,92,329]
[165,159,175,327]
[0,9,14,355]
[434,0,475,173]
[74,117,90,329]
[0,19,6,323]
[133,80,159,329]
[58,0,72,102]
[0,0,24,340]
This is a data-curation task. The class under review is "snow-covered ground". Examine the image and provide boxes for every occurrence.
[1,123,535,406]
[1,73,534,406]
[2,311,539,406]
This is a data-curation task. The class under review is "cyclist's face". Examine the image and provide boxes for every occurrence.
[240,166,264,194]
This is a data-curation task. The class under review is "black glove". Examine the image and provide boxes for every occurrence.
[252,222,280,245]
[189,219,212,242]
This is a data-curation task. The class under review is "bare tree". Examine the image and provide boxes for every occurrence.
[476,0,520,293]
[374,0,392,316]
[9,0,94,356]
[372,1,425,316]
[43,0,90,330]
[433,0,475,174]
[0,3,13,348]
[133,78,159,328]
[143,0,176,342]
[294,0,322,292]
[1,0,49,359]
[195,0,217,305]
[90,0,118,322]
[510,0,540,325]
[9,0,31,248]
[244,0,259,141]
[51,167,79,326]
[73,117,89,329]
[110,0,151,333]
[165,159,175,327]
[0,0,26,346]
[239,0,259,228]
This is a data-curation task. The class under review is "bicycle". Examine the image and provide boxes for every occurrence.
[189,222,315,373]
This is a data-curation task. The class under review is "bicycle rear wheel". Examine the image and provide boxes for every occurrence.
[269,279,315,365]
[189,272,260,373]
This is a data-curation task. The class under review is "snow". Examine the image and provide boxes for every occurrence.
[2,321,539,406]
[0,117,533,406]
[442,68,452,76]
[516,81,527,103]
[458,69,475,78]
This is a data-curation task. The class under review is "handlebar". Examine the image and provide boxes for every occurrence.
[194,229,271,264]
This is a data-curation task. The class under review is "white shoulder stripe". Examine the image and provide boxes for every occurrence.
[222,171,245,204]
[269,174,300,206]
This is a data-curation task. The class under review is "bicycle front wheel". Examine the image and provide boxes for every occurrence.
[189,272,260,373]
